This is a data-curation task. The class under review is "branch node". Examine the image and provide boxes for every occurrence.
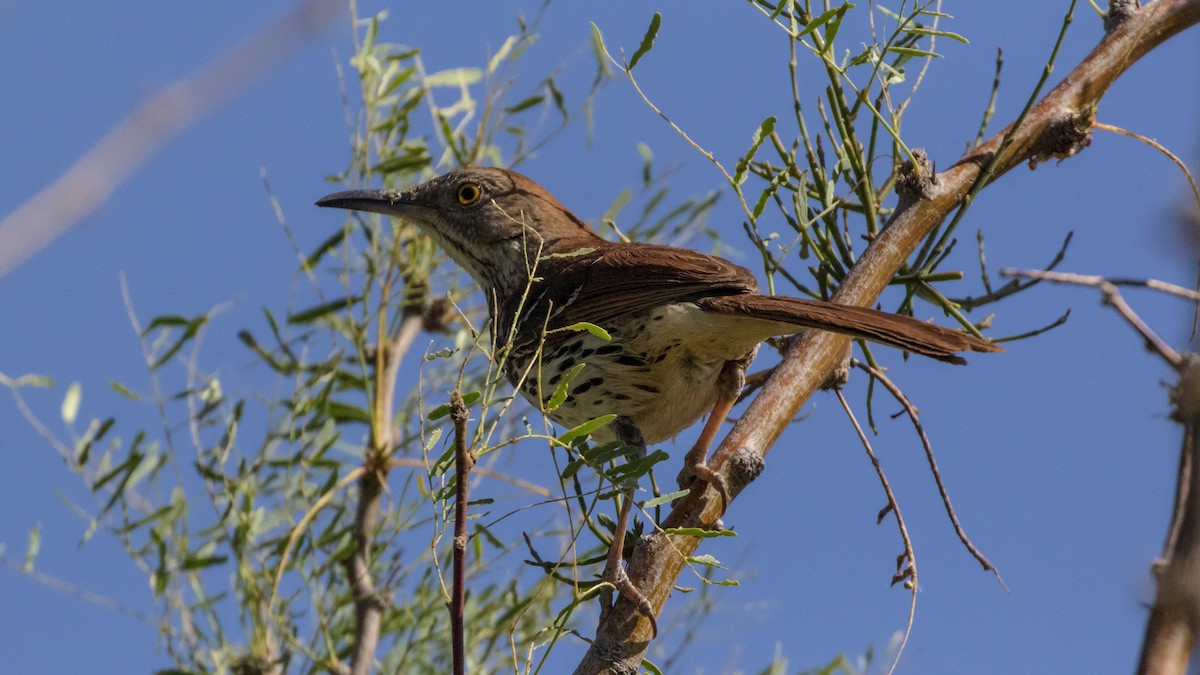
[1028,112,1093,169]
[726,446,766,499]
[895,148,937,207]
[1105,0,1141,33]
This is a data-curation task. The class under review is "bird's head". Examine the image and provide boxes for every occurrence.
[317,167,601,293]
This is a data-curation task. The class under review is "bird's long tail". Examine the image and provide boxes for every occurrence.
[696,294,1002,364]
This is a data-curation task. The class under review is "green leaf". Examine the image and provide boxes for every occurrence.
[24,523,40,572]
[323,400,372,424]
[504,94,545,114]
[373,149,431,174]
[685,553,727,569]
[640,658,664,675]
[546,362,587,412]
[305,226,351,270]
[589,23,612,79]
[13,373,53,388]
[108,380,140,401]
[75,417,114,467]
[628,12,661,71]
[60,381,81,425]
[558,414,617,444]
[661,527,737,538]
[427,391,481,420]
[424,67,482,88]
[545,77,568,120]
[288,296,361,324]
[886,46,941,59]
[795,3,854,51]
[181,554,229,570]
[904,27,969,44]
[561,322,611,341]
[734,116,777,186]
[487,35,518,74]
[642,489,689,509]
[144,315,207,369]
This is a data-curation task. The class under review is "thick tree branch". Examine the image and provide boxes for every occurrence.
[576,1,1200,671]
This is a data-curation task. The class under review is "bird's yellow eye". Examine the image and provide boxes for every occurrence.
[456,182,482,205]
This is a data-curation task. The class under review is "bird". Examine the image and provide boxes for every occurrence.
[317,166,1001,636]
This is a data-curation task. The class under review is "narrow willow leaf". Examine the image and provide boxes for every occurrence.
[373,150,431,174]
[562,322,611,341]
[662,527,737,538]
[904,27,969,44]
[424,67,482,87]
[558,414,617,444]
[589,23,612,79]
[685,553,727,569]
[181,554,229,570]
[288,296,361,324]
[628,12,661,71]
[108,380,140,401]
[795,3,855,40]
[504,94,545,114]
[60,382,81,425]
[427,391,481,420]
[734,116,777,186]
[546,361,587,412]
[487,35,518,74]
[887,47,942,59]
[24,524,40,572]
[642,489,689,509]
[324,401,372,424]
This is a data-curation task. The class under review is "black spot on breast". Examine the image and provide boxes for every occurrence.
[616,355,644,367]
[634,384,659,394]
[571,377,605,396]
[595,344,622,355]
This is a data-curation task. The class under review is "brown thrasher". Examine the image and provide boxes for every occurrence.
[317,166,1000,636]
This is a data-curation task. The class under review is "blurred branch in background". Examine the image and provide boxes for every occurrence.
[0,0,340,279]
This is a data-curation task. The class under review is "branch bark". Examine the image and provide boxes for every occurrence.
[575,1,1200,671]
[1138,358,1200,674]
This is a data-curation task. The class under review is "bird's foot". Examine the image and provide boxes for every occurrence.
[602,557,658,638]
[676,459,729,513]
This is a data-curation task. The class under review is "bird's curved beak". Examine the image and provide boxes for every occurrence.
[315,190,416,216]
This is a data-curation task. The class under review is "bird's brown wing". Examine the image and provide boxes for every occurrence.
[519,241,1001,363]
[529,242,759,327]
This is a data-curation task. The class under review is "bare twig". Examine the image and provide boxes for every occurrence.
[853,360,1007,588]
[1093,121,1200,216]
[0,0,340,278]
[834,389,917,675]
[449,391,474,675]
[1000,268,1185,369]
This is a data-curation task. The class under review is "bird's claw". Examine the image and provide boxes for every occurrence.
[603,560,658,638]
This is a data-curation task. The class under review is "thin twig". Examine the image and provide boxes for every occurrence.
[1000,268,1185,369]
[834,389,916,675]
[0,0,340,278]
[449,391,473,675]
[0,549,156,625]
[1093,121,1200,216]
[852,360,1007,588]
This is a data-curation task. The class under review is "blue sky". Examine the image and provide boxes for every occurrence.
[2,2,1199,673]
